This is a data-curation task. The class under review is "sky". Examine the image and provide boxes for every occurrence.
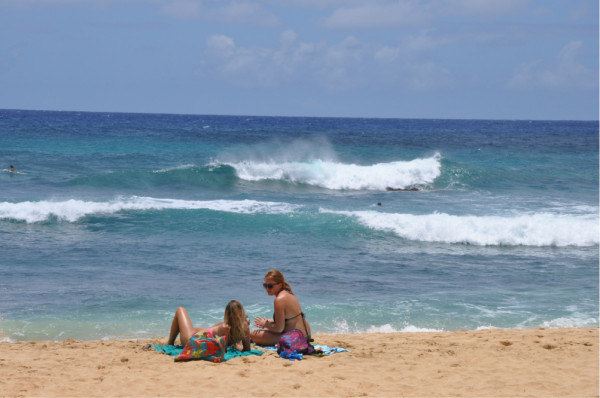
[0,0,598,120]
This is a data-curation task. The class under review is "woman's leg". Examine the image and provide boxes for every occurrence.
[250,329,281,346]
[167,306,197,345]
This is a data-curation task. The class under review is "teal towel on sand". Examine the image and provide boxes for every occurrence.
[153,344,263,361]
[262,344,348,356]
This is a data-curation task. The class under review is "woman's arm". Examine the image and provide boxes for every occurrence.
[254,298,285,333]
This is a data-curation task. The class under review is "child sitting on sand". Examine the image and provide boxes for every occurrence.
[167,300,251,351]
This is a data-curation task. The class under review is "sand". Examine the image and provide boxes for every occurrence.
[1,328,597,397]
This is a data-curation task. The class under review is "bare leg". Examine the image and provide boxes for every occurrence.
[167,306,197,345]
[251,329,281,346]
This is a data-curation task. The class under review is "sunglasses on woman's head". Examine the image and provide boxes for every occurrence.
[263,283,276,289]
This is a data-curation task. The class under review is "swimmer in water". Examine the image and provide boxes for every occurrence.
[3,165,25,175]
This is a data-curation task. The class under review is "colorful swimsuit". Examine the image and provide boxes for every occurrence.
[276,312,314,355]
[277,329,315,356]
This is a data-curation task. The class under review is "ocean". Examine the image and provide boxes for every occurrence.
[0,109,597,341]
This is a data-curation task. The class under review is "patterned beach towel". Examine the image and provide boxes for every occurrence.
[152,343,263,362]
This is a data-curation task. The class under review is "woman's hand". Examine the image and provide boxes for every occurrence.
[254,317,269,329]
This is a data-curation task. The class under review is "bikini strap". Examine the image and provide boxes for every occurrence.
[300,312,313,342]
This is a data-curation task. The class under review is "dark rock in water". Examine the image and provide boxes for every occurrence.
[385,186,420,192]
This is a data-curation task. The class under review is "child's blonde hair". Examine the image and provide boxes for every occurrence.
[224,300,248,346]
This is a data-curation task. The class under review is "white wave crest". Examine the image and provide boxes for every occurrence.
[367,324,442,333]
[366,324,398,333]
[331,320,442,334]
[542,316,598,328]
[475,325,499,331]
[0,197,299,223]
[220,154,441,190]
[322,209,599,247]
[152,164,196,173]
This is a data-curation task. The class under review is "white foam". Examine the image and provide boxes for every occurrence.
[330,321,442,334]
[322,209,599,247]
[398,325,443,333]
[366,324,398,333]
[475,325,499,331]
[152,164,196,173]
[0,197,299,223]
[542,316,598,328]
[220,153,441,190]
[366,324,442,333]
[332,319,351,333]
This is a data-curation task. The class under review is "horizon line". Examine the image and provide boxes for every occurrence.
[1,107,598,123]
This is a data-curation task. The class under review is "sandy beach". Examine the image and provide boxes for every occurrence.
[1,327,597,397]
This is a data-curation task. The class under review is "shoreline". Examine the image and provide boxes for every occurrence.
[1,327,597,397]
[0,324,597,343]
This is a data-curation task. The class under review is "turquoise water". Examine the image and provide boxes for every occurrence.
[0,110,598,341]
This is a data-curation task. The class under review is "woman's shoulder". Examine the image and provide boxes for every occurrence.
[212,322,230,336]
[276,290,300,306]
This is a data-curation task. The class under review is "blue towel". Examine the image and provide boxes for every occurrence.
[153,344,184,356]
[262,344,348,359]
[314,344,348,355]
[152,344,263,361]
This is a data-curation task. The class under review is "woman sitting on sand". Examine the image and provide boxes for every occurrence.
[167,300,251,351]
[252,269,313,354]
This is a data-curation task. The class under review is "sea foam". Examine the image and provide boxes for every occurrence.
[366,324,442,333]
[541,316,598,328]
[0,197,299,223]
[219,153,441,190]
[322,209,599,247]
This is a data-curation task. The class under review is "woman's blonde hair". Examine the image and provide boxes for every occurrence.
[224,300,248,346]
[264,268,293,294]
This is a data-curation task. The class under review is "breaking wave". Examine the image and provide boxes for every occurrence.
[217,153,442,191]
[0,197,299,223]
[541,316,598,328]
[321,209,599,247]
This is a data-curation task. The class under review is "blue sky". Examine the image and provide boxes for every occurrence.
[0,0,598,120]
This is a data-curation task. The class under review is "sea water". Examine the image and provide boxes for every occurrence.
[0,109,597,341]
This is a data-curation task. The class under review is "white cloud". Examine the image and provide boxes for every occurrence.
[321,0,528,29]
[404,61,452,89]
[203,31,307,87]
[373,43,453,90]
[160,0,279,26]
[161,0,200,19]
[508,41,597,90]
[201,31,453,91]
[400,33,453,52]
[323,1,428,28]
[206,34,236,56]
[211,1,279,26]
[374,46,401,63]
[443,0,528,16]
[0,0,112,6]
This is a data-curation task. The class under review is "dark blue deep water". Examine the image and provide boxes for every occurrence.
[0,109,598,340]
